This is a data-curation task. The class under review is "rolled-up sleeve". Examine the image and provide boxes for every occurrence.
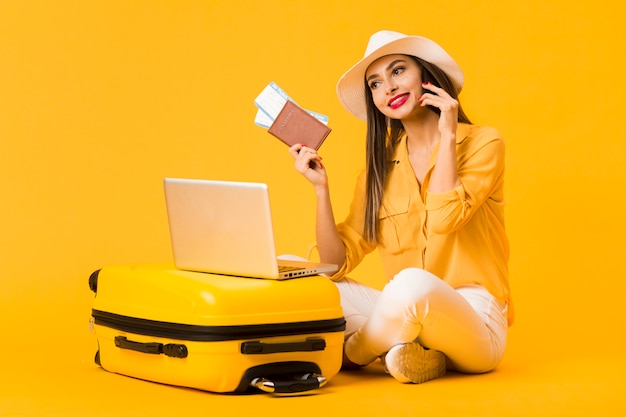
[425,130,505,235]
[328,172,376,281]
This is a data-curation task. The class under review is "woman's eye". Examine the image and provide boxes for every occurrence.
[369,81,381,89]
[392,66,405,75]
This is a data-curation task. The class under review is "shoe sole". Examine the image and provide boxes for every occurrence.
[384,343,446,384]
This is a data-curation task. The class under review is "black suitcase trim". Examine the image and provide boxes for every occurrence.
[92,309,346,342]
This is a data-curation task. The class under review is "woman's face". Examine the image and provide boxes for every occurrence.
[365,54,426,120]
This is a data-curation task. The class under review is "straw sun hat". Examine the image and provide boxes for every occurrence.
[336,30,464,121]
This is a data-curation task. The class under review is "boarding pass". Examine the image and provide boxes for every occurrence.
[254,82,329,128]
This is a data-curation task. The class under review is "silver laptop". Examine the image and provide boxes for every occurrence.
[163,178,338,279]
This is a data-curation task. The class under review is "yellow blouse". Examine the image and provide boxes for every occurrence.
[331,123,513,325]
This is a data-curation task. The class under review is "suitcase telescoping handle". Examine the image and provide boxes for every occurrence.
[114,336,188,359]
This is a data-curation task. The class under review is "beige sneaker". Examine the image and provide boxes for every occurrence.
[383,343,446,384]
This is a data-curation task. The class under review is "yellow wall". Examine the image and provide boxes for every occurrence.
[2,0,625,364]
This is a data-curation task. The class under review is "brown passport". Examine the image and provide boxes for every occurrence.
[267,100,332,150]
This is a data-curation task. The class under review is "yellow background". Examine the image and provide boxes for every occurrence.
[2,0,625,415]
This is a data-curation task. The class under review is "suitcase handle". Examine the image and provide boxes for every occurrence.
[114,336,188,359]
[250,373,327,394]
[241,338,326,355]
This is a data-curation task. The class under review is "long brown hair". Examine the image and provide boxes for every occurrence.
[362,56,472,244]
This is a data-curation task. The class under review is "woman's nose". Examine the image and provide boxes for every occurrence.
[385,80,398,94]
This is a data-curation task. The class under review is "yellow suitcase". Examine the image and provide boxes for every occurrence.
[89,264,345,394]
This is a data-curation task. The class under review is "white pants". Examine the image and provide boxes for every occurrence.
[338,268,509,373]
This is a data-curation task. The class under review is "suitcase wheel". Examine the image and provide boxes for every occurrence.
[88,269,100,293]
[250,373,327,394]
[238,362,324,394]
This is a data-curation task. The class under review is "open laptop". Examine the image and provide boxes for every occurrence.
[163,178,338,279]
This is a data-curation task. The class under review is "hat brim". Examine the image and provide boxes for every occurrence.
[336,36,464,121]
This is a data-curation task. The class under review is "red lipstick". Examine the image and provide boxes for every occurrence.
[388,93,410,109]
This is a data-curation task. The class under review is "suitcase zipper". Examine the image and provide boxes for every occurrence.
[92,309,345,341]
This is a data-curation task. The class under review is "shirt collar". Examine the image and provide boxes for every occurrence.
[456,123,471,143]
[394,123,472,161]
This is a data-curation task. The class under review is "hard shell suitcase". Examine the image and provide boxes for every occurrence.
[89,263,345,394]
